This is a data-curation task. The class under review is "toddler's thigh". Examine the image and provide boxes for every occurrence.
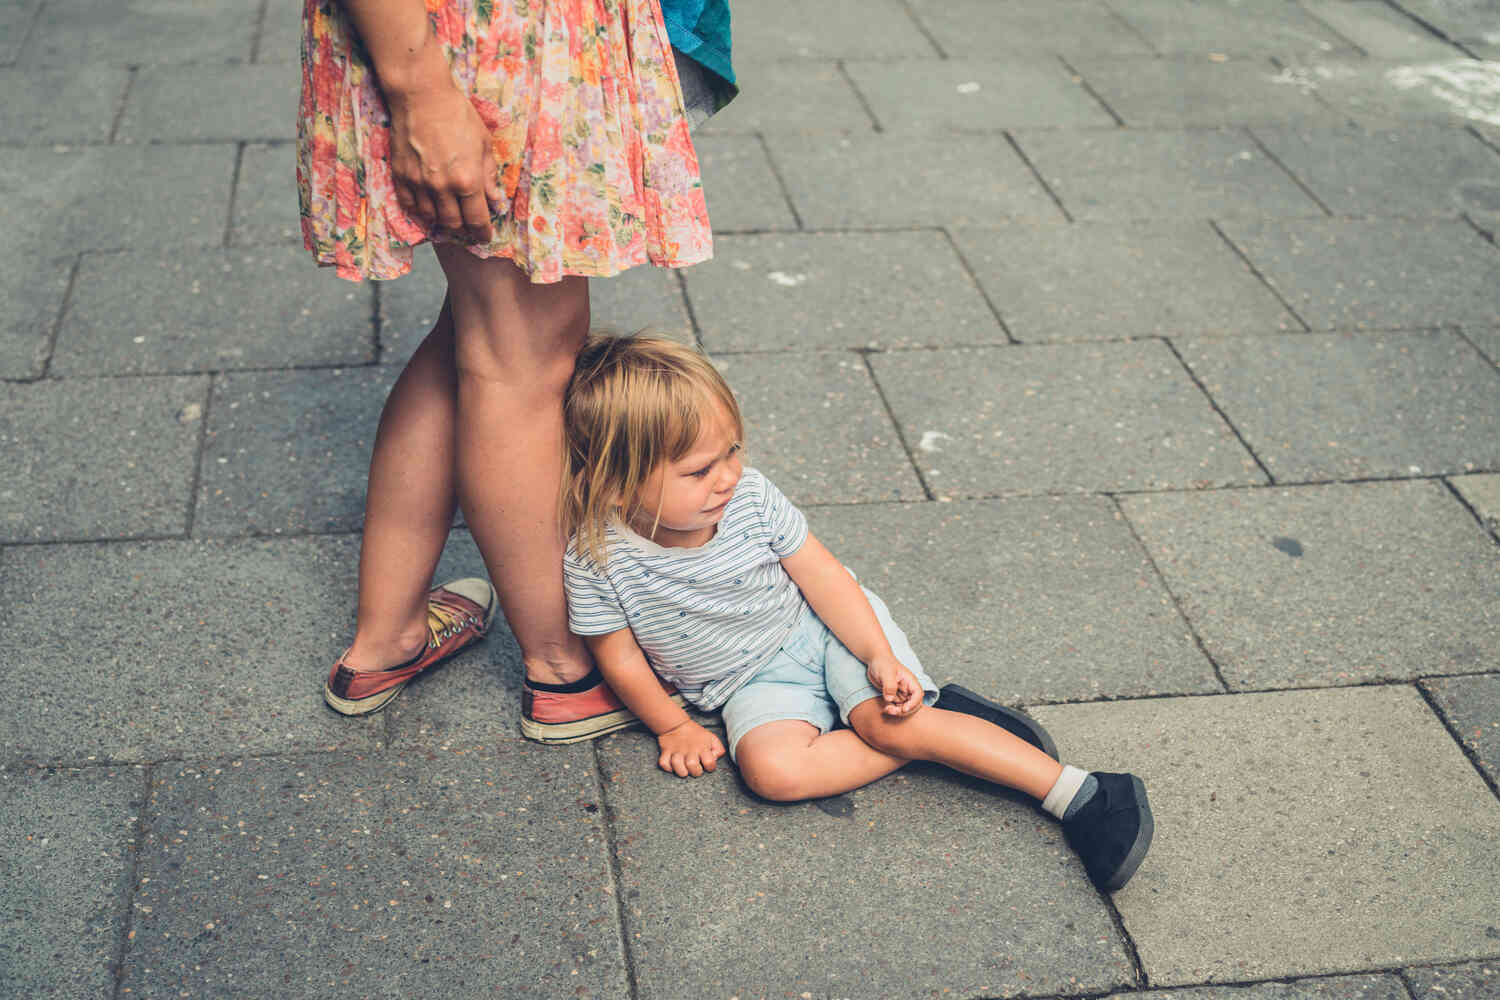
[822,586,940,723]
[721,664,837,762]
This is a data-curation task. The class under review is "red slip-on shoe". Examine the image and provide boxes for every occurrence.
[323,578,497,717]
[521,667,686,744]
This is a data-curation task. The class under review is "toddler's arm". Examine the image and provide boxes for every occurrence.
[781,534,924,716]
[584,629,725,777]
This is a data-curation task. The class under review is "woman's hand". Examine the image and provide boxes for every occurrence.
[386,81,503,243]
[656,719,726,777]
[866,653,924,717]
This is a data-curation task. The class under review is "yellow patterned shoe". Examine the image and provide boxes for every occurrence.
[323,578,497,716]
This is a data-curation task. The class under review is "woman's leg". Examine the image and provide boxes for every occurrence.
[434,243,595,686]
[343,297,461,670]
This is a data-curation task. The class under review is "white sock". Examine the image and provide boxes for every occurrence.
[1042,764,1091,820]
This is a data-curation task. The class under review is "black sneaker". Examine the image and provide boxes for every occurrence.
[1061,772,1153,892]
[934,684,1058,760]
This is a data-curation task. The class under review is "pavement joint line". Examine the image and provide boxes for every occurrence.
[591,740,644,1000]
[249,0,270,64]
[896,0,947,60]
[671,267,705,349]
[223,140,246,249]
[370,275,384,363]
[1101,889,1150,992]
[1159,334,1276,484]
[1107,493,1233,696]
[1100,0,1163,56]
[1461,211,1499,247]
[1025,676,1492,709]
[1439,475,1500,548]
[4,356,389,383]
[938,224,1021,344]
[1295,3,1370,59]
[1207,218,1312,331]
[1395,967,1424,1000]
[753,130,805,229]
[1004,129,1075,223]
[834,58,885,133]
[1381,0,1462,50]
[108,762,151,1000]
[33,251,82,381]
[107,66,137,144]
[1245,126,1336,219]
[182,374,216,538]
[1455,326,1500,371]
[1056,53,1127,128]
[1468,124,1500,158]
[859,348,937,501]
[1414,678,1500,804]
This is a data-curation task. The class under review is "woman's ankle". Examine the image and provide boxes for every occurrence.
[523,651,595,687]
[345,627,430,671]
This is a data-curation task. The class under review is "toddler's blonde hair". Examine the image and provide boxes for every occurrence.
[562,333,744,566]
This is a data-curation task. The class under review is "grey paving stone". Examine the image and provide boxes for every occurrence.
[1107,0,1356,57]
[684,231,1003,352]
[0,765,145,1000]
[1119,481,1500,688]
[1104,974,1409,1000]
[1450,470,1500,534]
[1218,217,1500,329]
[21,0,257,66]
[51,246,375,376]
[117,63,299,142]
[1299,0,1465,59]
[1286,57,1500,127]
[805,497,1220,703]
[0,252,71,380]
[715,352,926,504]
[232,141,303,247]
[698,61,874,134]
[0,375,206,543]
[693,134,799,232]
[906,0,1155,58]
[1015,127,1325,220]
[0,0,41,64]
[1421,673,1500,787]
[729,0,935,61]
[195,367,397,537]
[255,0,301,63]
[1407,959,1500,998]
[767,132,1066,228]
[950,222,1300,341]
[0,144,235,252]
[0,65,128,142]
[121,745,628,999]
[377,251,693,366]
[598,728,1136,1000]
[1393,0,1500,43]
[1178,330,1500,481]
[870,341,1265,498]
[1033,686,1500,984]
[0,535,387,764]
[843,57,1116,131]
[1251,122,1500,217]
[1072,55,1345,127]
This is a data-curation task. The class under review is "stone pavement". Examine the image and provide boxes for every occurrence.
[3,0,1500,996]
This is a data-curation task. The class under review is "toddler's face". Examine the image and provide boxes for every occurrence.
[628,404,742,548]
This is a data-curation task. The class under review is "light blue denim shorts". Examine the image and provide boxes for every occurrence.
[719,587,939,760]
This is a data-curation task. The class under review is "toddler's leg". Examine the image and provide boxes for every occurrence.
[734,720,909,802]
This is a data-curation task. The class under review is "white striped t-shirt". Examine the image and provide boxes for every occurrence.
[563,467,810,710]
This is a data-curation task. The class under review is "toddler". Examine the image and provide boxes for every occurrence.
[560,334,1153,891]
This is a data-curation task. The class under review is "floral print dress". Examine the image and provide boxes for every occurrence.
[297,0,713,283]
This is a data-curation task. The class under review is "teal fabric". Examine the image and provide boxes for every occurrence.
[660,0,736,102]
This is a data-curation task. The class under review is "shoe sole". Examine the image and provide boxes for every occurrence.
[1100,774,1154,892]
[939,684,1059,760]
[323,680,407,716]
[520,693,689,744]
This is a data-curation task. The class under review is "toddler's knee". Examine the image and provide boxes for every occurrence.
[739,756,808,803]
[852,706,920,758]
